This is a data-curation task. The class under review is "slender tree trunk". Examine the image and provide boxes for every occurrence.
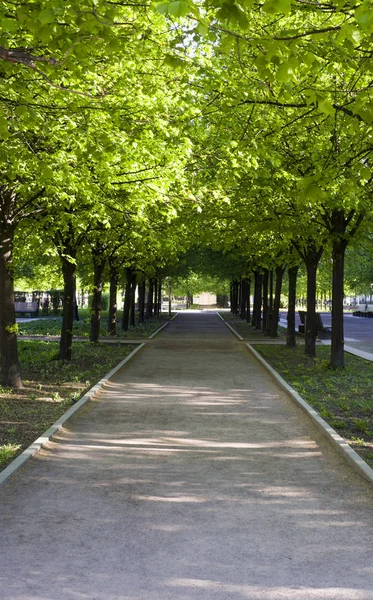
[108,263,119,337]
[130,272,136,327]
[59,256,76,360]
[331,237,346,367]
[158,279,162,313]
[252,271,262,329]
[138,278,146,323]
[246,278,251,323]
[240,279,247,319]
[262,270,269,333]
[122,268,132,331]
[269,270,274,309]
[153,279,158,314]
[305,262,318,358]
[293,240,323,359]
[270,265,285,337]
[147,278,154,318]
[90,252,106,343]
[286,266,299,348]
[73,276,79,321]
[234,280,239,314]
[0,223,22,388]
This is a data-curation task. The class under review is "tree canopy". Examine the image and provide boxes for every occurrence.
[1,0,373,384]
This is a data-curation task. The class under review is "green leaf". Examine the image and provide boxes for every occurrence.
[318,99,334,116]
[355,2,373,32]
[262,0,291,14]
[168,1,191,16]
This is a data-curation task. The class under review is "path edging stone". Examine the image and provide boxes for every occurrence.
[245,342,373,486]
[0,343,146,487]
[216,312,244,340]
[148,312,178,339]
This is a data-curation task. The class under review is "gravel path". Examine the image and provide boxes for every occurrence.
[1,312,372,600]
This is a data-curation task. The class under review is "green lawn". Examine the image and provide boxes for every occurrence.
[18,312,173,338]
[254,344,373,468]
[219,311,287,339]
[0,341,138,471]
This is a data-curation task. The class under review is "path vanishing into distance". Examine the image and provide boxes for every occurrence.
[1,312,372,600]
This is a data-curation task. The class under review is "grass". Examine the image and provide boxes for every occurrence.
[0,340,138,471]
[18,311,173,338]
[253,344,373,468]
[219,311,287,340]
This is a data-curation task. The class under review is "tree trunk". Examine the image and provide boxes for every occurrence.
[147,278,154,318]
[293,240,323,359]
[286,266,299,348]
[90,252,106,343]
[108,263,119,337]
[240,279,247,319]
[252,271,262,329]
[59,256,76,360]
[331,237,346,367]
[157,279,162,314]
[246,278,251,323]
[138,278,146,323]
[262,269,269,332]
[233,280,239,315]
[305,262,318,358]
[0,223,22,388]
[269,270,274,309]
[154,279,159,314]
[130,272,136,327]
[122,268,132,331]
[270,265,285,337]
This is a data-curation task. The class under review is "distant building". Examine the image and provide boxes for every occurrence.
[194,293,217,306]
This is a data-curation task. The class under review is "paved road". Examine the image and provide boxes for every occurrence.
[1,313,372,600]
[280,311,373,356]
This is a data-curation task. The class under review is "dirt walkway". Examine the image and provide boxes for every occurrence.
[1,312,372,600]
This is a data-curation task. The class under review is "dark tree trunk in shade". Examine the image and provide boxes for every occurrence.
[246,278,251,323]
[286,266,299,348]
[270,265,285,338]
[122,268,133,331]
[147,278,154,318]
[252,271,263,329]
[234,280,240,314]
[138,278,146,323]
[293,240,324,359]
[130,272,136,327]
[157,279,162,314]
[330,210,349,368]
[305,261,318,358]
[0,221,22,388]
[262,270,269,333]
[269,270,274,309]
[59,255,76,360]
[240,279,247,319]
[90,250,106,343]
[153,279,158,313]
[108,262,119,336]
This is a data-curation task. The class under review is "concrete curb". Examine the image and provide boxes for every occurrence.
[0,343,146,487]
[148,313,178,339]
[216,312,244,340]
[245,343,373,486]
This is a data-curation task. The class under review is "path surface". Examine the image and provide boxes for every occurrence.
[1,312,372,600]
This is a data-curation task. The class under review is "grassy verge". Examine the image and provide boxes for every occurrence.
[219,311,287,340]
[18,312,174,338]
[0,341,138,471]
[253,344,373,468]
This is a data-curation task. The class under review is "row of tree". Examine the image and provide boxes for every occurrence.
[1,0,373,387]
